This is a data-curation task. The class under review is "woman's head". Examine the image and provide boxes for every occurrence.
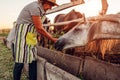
[39,0,58,11]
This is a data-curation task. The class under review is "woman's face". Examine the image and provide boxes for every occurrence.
[43,2,54,11]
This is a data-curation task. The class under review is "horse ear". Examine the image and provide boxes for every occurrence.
[82,13,86,23]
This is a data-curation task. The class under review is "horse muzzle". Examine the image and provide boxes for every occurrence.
[54,38,68,51]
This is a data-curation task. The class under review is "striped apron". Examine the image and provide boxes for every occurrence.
[14,23,37,63]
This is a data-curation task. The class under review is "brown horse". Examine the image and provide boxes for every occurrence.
[54,9,83,33]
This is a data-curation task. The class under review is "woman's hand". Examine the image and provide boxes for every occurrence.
[52,38,58,43]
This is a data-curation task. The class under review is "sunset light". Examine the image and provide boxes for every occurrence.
[0,0,120,29]
[0,0,120,80]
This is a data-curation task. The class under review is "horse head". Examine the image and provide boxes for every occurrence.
[54,21,91,50]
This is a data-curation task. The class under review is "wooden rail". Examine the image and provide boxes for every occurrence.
[46,0,84,15]
[42,14,120,27]
[37,47,120,80]
[43,17,84,27]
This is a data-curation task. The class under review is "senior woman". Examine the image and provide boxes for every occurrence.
[13,0,58,80]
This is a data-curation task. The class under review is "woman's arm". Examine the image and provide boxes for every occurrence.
[32,16,57,43]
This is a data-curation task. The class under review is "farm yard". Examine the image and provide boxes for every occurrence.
[0,14,120,80]
[0,36,120,80]
[0,0,120,80]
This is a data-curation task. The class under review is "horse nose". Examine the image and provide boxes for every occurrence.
[54,38,67,51]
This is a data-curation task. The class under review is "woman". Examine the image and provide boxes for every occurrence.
[13,0,58,80]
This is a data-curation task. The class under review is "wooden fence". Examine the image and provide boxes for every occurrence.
[37,47,120,80]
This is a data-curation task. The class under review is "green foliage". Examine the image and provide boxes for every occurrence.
[0,33,8,37]
[53,31,65,38]
[77,73,84,80]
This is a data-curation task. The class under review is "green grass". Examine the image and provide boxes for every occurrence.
[0,33,8,37]
[0,40,28,80]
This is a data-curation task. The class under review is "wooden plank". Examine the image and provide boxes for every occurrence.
[37,47,120,80]
[37,47,82,76]
[46,0,84,15]
[43,17,84,27]
[45,62,81,80]
[82,57,120,80]
[87,14,120,23]
[37,57,47,80]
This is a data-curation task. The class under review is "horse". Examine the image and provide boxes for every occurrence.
[54,9,83,33]
[55,14,120,59]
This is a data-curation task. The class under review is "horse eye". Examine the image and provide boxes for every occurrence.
[74,27,82,32]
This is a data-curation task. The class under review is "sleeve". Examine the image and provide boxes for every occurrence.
[29,3,42,16]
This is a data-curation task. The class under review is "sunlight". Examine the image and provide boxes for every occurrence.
[70,0,101,17]
[47,0,102,23]
[0,0,120,29]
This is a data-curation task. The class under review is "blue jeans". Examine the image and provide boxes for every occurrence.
[13,61,37,80]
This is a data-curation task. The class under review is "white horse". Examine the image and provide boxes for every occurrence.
[54,14,120,57]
